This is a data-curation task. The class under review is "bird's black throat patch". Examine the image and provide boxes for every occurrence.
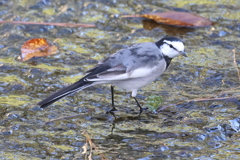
[163,55,172,69]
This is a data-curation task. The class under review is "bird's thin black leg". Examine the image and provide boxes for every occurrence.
[133,97,148,115]
[111,85,115,108]
[133,97,143,115]
[106,85,118,114]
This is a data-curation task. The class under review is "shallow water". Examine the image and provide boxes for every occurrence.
[0,0,240,159]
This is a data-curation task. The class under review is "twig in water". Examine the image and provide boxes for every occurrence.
[157,96,239,112]
[0,20,95,28]
[232,48,240,81]
[75,131,107,160]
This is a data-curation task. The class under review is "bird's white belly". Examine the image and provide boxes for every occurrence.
[112,78,153,91]
[112,66,165,91]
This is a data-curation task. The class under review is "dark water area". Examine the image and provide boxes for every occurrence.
[0,0,240,159]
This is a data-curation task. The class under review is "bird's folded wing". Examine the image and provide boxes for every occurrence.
[86,64,157,81]
[86,64,126,81]
[85,42,161,82]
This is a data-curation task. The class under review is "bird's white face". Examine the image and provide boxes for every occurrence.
[161,40,185,58]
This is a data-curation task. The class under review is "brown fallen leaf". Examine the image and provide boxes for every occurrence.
[122,11,212,27]
[21,38,58,61]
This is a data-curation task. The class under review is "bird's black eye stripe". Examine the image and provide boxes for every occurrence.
[164,42,177,51]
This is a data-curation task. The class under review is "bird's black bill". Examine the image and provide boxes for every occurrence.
[180,51,187,57]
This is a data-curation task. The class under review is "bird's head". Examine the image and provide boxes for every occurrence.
[156,37,187,59]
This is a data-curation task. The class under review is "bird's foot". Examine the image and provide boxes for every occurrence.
[106,107,118,114]
[106,107,118,119]
[138,107,148,116]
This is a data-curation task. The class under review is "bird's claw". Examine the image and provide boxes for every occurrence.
[106,107,118,114]
[138,107,148,116]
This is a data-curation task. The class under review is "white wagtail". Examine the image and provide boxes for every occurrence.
[38,36,186,114]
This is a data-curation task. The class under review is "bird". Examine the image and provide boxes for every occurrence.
[37,36,187,115]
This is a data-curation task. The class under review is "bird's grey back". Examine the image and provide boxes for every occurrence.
[105,42,164,72]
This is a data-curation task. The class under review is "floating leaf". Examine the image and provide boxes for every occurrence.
[122,11,212,27]
[21,38,58,61]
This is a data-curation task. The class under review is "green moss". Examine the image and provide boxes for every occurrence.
[60,74,84,83]
[58,39,90,54]
[134,38,155,43]
[81,14,107,23]
[85,29,110,39]
[0,57,70,71]
[18,0,35,7]
[42,8,56,16]
[0,95,30,106]
[61,130,76,136]
[126,23,144,29]
[174,0,238,7]
[0,75,20,83]
[52,145,74,151]
[0,152,41,160]
[107,8,121,14]
[63,44,90,53]
[35,63,71,71]
[146,95,163,112]
[222,11,240,19]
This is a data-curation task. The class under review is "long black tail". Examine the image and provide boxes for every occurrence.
[37,79,93,108]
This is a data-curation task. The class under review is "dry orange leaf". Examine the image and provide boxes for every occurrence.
[21,38,58,61]
[122,11,212,27]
